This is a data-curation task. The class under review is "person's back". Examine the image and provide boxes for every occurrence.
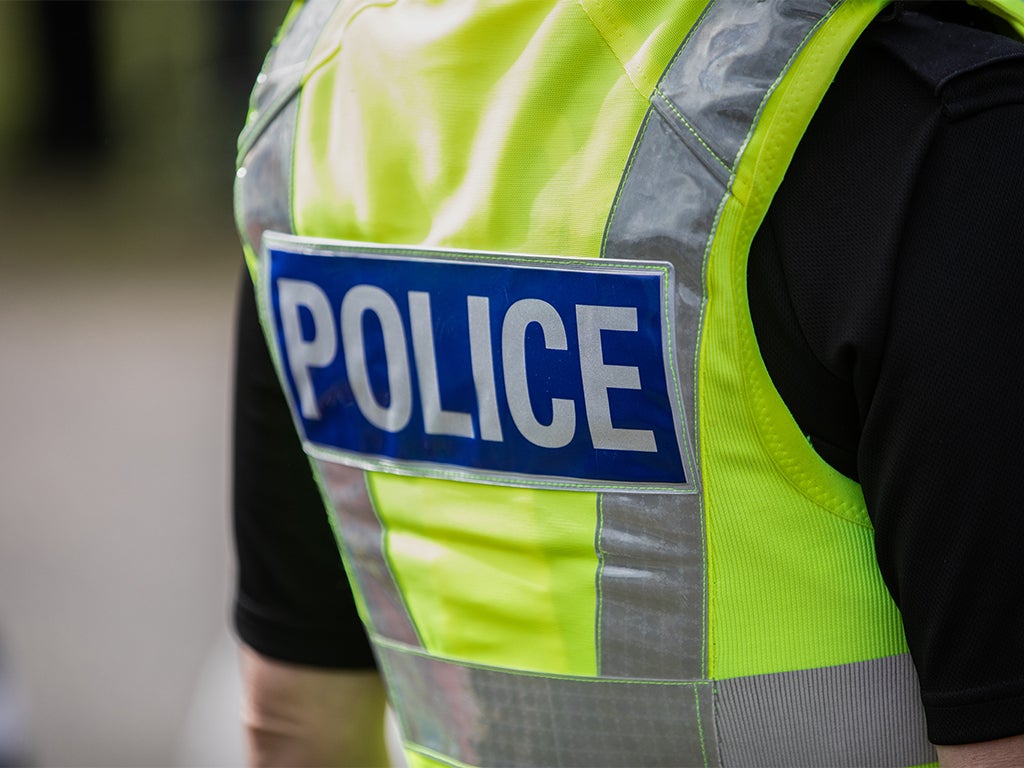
[232,2,1024,765]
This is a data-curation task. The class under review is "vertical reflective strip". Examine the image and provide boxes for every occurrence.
[317,462,422,646]
[377,642,718,768]
[236,0,342,257]
[237,99,299,258]
[598,0,843,686]
[236,0,422,647]
[237,0,342,162]
[599,86,714,685]
[715,654,936,767]
[597,489,706,680]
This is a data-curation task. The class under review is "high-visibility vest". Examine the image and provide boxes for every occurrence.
[235,1,1023,765]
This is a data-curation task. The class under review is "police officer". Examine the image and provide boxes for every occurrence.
[232,1,1024,765]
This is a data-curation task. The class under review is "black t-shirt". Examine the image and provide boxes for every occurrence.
[232,6,1024,746]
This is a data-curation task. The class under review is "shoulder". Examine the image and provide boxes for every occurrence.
[864,6,1024,117]
[749,5,1024,478]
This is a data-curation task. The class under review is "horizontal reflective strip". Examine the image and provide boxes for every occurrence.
[377,642,716,767]
[716,654,935,767]
[378,644,933,768]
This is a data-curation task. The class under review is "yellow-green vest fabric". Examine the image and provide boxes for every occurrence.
[235,0,1022,764]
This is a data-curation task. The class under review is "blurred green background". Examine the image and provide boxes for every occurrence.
[0,2,288,765]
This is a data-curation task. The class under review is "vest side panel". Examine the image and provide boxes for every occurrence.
[698,0,913,680]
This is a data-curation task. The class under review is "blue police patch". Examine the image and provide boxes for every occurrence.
[260,232,694,493]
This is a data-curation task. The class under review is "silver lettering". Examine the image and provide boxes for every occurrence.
[277,278,337,420]
[576,304,656,452]
[502,299,575,449]
[340,285,412,433]
[409,291,474,438]
[468,296,503,442]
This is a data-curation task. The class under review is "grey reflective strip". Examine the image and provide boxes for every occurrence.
[597,0,844,691]
[316,462,421,646]
[599,65,714,686]
[236,98,299,256]
[236,0,341,253]
[376,642,718,768]
[597,490,706,680]
[716,654,936,767]
[657,0,837,170]
[235,0,422,649]
[237,0,341,161]
[379,644,931,768]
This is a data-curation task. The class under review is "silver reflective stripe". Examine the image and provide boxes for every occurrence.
[657,0,837,170]
[317,462,422,646]
[376,641,718,768]
[379,643,932,768]
[597,490,706,680]
[599,110,711,682]
[237,98,299,256]
[237,0,341,162]
[236,0,343,254]
[235,0,422,649]
[716,654,936,767]
[597,0,843,692]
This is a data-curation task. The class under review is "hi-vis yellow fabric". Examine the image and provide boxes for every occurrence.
[367,474,598,675]
[293,0,703,254]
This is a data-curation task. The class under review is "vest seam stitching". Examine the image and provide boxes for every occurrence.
[599,109,654,259]
[374,633,714,685]
[694,685,710,767]
[697,171,733,683]
[651,88,733,173]
[594,493,606,677]
[573,0,648,99]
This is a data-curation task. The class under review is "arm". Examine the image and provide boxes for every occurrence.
[241,645,389,768]
[937,736,1024,768]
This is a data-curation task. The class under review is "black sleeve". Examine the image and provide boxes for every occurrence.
[860,101,1024,745]
[750,12,1024,745]
[232,270,376,670]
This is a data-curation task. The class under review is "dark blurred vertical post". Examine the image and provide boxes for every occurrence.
[206,1,280,204]
[32,0,106,164]
[214,0,263,116]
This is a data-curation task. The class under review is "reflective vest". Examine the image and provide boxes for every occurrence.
[235,1,1023,765]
